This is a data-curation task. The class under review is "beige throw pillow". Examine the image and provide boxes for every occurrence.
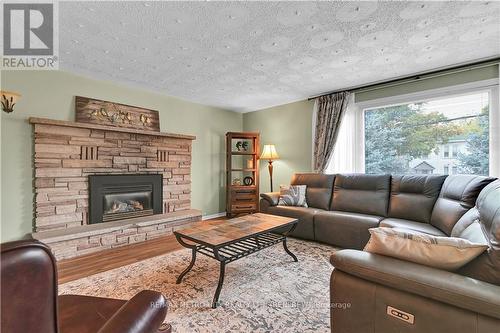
[364,227,488,270]
[278,185,307,207]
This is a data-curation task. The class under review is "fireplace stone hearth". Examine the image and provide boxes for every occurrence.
[32,209,202,260]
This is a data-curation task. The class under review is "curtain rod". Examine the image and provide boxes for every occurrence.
[308,56,500,100]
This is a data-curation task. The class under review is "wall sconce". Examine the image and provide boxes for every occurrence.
[1,91,21,113]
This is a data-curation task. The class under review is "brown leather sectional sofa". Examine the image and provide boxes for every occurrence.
[260,173,500,333]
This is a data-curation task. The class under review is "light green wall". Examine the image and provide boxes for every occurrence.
[1,70,242,242]
[243,100,314,193]
[356,64,499,102]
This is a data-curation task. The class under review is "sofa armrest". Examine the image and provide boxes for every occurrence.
[260,192,280,206]
[331,249,500,319]
[98,290,168,333]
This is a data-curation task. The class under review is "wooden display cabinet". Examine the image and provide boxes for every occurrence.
[225,132,260,217]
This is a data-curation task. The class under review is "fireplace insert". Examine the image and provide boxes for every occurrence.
[88,174,162,224]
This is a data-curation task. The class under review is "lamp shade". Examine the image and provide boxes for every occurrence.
[260,144,279,160]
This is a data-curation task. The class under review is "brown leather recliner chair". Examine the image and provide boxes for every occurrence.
[1,239,170,333]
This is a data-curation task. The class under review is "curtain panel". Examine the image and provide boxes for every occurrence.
[326,93,362,174]
[313,91,350,172]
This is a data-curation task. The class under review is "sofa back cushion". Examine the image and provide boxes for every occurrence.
[291,173,335,210]
[331,174,390,216]
[388,175,446,223]
[457,180,500,286]
[431,175,496,235]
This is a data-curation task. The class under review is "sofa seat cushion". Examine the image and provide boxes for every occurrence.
[266,205,323,240]
[380,218,446,236]
[314,211,383,249]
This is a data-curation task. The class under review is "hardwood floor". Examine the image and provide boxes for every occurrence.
[57,217,229,284]
[57,234,182,284]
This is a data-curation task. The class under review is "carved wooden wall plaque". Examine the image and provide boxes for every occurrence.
[75,96,160,132]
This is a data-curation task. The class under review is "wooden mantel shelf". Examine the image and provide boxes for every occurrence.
[29,117,196,140]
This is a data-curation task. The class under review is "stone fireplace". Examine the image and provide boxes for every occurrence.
[88,174,163,224]
[30,117,202,260]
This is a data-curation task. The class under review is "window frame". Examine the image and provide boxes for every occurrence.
[355,79,499,177]
[444,145,450,159]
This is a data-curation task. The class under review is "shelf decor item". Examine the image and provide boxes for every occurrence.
[246,159,254,169]
[226,132,260,217]
[235,141,249,151]
[243,176,254,186]
[260,144,279,192]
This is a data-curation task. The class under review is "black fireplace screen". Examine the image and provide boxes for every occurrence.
[103,187,153,222]
[89,174,162,224]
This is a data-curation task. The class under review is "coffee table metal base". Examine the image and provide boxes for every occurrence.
[175,226,297,309]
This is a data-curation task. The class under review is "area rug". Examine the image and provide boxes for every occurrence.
[59,238,338,333]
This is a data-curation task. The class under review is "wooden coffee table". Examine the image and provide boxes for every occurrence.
[174,213,298,308]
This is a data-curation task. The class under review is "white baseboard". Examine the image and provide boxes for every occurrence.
[202,212,227,220]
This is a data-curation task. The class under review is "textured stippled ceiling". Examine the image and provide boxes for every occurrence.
[59,1,500,112]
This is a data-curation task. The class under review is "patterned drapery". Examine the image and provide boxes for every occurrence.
[313,91,351,172]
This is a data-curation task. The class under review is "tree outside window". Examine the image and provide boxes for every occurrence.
[364,92,490,176]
